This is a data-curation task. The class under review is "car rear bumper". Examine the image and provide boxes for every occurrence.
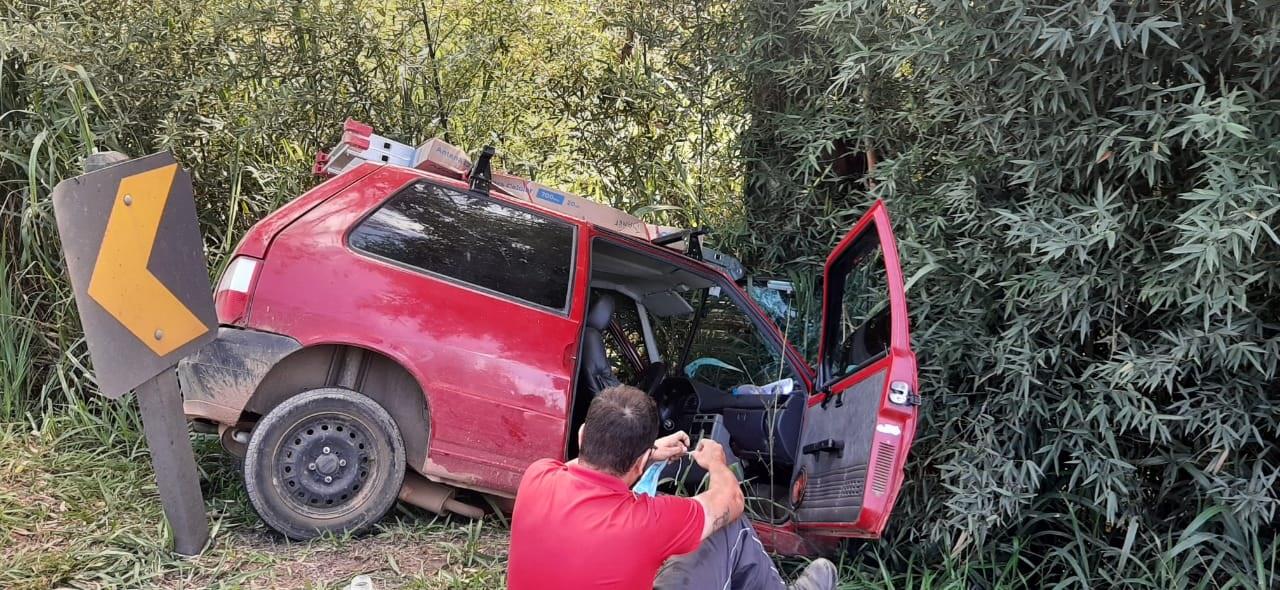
[178,327,301,425]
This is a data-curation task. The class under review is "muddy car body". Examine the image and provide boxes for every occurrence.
[180,160,919,554]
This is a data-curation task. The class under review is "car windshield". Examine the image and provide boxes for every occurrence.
[746,276,821,371]
[650,287,794,393]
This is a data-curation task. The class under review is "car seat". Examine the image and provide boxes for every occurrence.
[579,293,622,397]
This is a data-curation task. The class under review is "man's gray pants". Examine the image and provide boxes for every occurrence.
[653,516,786,590]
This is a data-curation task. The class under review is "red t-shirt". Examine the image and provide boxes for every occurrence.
[507,458,705,590]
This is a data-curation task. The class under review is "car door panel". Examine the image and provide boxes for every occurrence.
[795,200,918,538]
[794,363,885,523]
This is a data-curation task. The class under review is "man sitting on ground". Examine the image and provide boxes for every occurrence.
[507,384,836,590]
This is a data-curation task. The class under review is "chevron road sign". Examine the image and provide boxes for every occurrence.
[53,151,217,397]
[51,151,214,555]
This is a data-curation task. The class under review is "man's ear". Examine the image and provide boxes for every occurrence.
[631,449,650,475]
[577,424,586,449]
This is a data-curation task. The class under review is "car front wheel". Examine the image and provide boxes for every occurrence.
[243,387,405,540]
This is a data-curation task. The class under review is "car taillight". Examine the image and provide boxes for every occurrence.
[215,256,261,325]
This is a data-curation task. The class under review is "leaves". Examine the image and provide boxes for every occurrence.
[736,0,1280,586]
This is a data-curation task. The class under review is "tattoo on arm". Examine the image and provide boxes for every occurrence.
[713,507,731,530]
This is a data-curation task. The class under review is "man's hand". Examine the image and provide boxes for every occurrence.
[651,431,690,462]
[689,438,727,469]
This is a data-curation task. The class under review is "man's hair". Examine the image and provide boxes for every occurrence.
[579,385,659,475]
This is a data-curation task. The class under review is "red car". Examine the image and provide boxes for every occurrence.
[179,157,919,554]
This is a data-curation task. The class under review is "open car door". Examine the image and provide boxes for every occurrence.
[793,200,919,538]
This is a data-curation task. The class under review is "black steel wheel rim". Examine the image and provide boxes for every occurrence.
[273,411,379,517]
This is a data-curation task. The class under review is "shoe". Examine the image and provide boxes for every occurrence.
[788,557,837,590]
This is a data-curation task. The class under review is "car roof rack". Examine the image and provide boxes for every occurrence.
[468,146,495,193]
[314,118,745,280]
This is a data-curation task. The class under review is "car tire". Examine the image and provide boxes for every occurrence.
[243,387,405,540]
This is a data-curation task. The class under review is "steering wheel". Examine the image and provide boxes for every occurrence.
[636,361,679,430]
[637,361,668,397]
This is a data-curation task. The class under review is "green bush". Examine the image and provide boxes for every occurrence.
[735,0,1279,587]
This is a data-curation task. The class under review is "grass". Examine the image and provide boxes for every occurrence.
[0,414,510,589]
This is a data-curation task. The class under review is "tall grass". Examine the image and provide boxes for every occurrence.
[0,253,35,418]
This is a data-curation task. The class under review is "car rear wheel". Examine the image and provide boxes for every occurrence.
[243,387,405,540]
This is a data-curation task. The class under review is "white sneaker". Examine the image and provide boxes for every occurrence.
[788,557,837,590]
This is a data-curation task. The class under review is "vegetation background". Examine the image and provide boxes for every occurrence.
[2,0,1277,588]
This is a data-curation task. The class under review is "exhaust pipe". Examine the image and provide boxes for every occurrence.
[398,470,486,519]
[216,424,249,457]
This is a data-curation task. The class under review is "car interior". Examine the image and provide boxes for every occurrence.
[568,238,807,523]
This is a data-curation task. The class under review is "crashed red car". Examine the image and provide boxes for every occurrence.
[179,144,919,554]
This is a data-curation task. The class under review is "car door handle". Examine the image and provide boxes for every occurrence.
[563,343,577,369]
[802,439,844,458]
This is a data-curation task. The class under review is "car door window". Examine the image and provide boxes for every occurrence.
[824,227,891,382]
[348,180,576,311]
[601,330,641,384]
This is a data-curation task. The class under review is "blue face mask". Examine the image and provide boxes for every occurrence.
[632,460,667,496]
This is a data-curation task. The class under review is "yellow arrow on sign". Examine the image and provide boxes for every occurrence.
[87,164,207,356]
